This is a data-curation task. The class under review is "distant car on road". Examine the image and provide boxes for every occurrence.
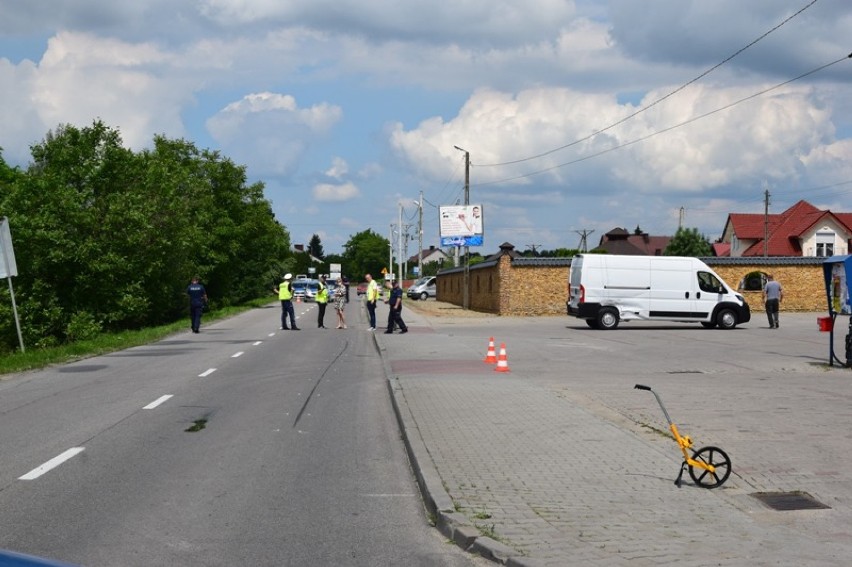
[407,276,436,300]
[356,282,368,296]
[291,281,308,301]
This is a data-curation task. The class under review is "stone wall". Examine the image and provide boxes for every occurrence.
[708,261,827,312]
[436,247,830,316]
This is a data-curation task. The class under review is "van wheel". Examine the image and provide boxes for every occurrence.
[717,309,737,329]
[597,308,619,330]
[585,319,599,329]
[420,292,428,300]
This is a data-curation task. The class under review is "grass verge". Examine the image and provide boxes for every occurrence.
[0,298,273,377]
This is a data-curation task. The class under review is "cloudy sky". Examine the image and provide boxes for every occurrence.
[1,0,851,256]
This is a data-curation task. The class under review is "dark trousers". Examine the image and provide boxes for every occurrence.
[190,304,203,332]
[765,298,780,327]
[367,300,377,328]
[317,302,327,327]
[387,307,407,332]
[281,300,297,329]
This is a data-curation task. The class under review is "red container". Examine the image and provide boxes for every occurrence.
[817,316,833,332]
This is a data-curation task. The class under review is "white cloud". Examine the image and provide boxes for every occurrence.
[391,82,847,200]
[313,181,361,202]
[206,92,342,176]
[325,157,349,180]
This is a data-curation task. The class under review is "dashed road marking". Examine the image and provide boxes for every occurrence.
[143,395,173,409]
[19,447,85,480]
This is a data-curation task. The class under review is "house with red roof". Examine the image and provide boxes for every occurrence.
[593,227,672,255]
[720,200,852,257]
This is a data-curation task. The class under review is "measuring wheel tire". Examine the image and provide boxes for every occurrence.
[688,446,731,488]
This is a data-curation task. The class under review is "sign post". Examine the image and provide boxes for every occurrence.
[0,217,24,352]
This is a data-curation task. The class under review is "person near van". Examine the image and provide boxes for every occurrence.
[316,275,329,328]
[384,280,408,334]
[763,274,783,329]
[334,278,348,329]
[187,275,208,333]
[365,273,379,330]
[273,273,300,330]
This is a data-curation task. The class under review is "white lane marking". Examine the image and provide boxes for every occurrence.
[232,351,244,358]
[268,333,275,337]
[19,447,85,480]
[252,341,262,346]
[199,368,217,377]
[143,395,173,409]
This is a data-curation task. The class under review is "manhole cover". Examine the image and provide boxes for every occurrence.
[751,491,830,511]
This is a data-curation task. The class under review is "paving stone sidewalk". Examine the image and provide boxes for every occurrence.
[374,300,852,566]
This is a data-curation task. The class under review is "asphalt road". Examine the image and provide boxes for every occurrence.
[0,301,481,567]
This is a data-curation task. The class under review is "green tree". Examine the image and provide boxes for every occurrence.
[664,227,711,257]
[308,234,324,260]
[539,247,580,257]
[0,120,292,350]
[342,229,389,281]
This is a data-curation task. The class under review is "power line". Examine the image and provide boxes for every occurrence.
[474,53,852,188]
[476,0,821,168]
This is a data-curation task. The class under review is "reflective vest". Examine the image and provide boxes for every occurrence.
[367,280,379,301]
[316,282,328,304]
[279,281,293,301]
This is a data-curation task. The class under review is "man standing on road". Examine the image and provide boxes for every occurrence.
[273,273,300,330]
[384,280,408,334]
[365,273,379,330]
[763,274,783,329]
[187,275,208,334]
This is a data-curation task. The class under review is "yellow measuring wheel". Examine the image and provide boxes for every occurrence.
[635,384,731,488]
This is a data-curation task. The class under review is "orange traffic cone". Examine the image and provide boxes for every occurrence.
[484,337,497,363]
[494,343,510,372]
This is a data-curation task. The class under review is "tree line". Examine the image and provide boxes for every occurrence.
[0,120,292,352]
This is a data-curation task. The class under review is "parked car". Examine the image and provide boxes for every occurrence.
[291,281,308,301]
[407,276,436,300]
[356,282,368,296]
[304,281,319,301]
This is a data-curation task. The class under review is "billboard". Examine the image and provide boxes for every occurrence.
[439,204,483,247]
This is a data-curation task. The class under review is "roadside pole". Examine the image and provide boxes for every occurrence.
[0,217,24,352]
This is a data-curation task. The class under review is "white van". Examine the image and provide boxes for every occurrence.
[407,276,436,300]
[567,254,750,330]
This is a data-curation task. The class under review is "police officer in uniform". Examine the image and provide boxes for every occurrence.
[316,275,329,328]
[273,273,300,330]
[187,275,208,333]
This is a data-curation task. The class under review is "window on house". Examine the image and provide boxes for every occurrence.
[816,231,835,257]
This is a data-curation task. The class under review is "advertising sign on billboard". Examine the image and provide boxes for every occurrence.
[439,204,483,247]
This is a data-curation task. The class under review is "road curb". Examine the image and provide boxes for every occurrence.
[373,331,530,565]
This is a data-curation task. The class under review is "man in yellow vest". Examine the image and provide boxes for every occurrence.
[273,273,300,330]
[316,275,329,328]
[365,273,379,331]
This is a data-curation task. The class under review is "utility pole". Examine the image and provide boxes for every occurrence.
[575,229,594,253]
[388,224,394,283]
[417,190,424,278]
[398,202,404,284]
[526,244,541,256]
[454,146,470,310]
[763,188,770,257]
